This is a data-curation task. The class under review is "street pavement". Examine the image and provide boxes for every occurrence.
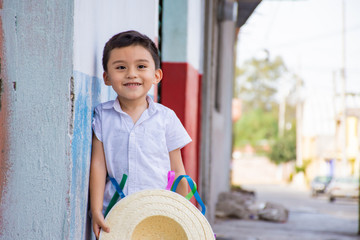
[213,184,360,240]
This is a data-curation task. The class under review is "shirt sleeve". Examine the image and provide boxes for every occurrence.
[92,105,102,142]
[165,110,192,152]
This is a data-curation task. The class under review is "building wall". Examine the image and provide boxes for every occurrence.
[161,0,203,187]
[161,0,237,223]
[0,0,159,239]
[347,116,358,159]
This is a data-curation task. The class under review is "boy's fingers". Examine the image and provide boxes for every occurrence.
[93,223,100,239]
[99,218,110,233]
[102,223,110,233]
[92,214,110,238]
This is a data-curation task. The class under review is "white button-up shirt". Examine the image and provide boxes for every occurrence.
[92,96,192,211]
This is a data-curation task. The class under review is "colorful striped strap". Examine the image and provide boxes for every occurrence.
[170,175,206,215]
[104,174,127,217]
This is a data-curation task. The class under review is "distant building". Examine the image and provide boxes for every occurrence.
[303,93,360,180]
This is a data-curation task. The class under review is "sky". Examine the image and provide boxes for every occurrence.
[236,0,360,136]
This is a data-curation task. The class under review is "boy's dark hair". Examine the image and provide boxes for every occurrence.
[102,30,160,71]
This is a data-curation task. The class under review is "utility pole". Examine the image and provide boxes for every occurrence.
[292,53,305,188]
[296,76,303,169]
[340,0,347,176]
[278,93,286,138]
[332,71,338,178]
[339,0,359,234]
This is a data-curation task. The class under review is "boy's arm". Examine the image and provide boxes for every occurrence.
[90,134,110,238]
[169,148,188,197]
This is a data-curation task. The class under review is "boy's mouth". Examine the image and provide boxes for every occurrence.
[124,82,142,86]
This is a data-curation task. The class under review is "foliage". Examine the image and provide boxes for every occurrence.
[233,55,298,164]
[267,123,296,165]
[233,108,278,149]
[235,56,288,112]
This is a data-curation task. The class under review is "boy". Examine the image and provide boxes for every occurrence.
[90,30,191,238]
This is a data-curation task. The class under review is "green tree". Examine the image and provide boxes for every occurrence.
[235,56,287,112]
[233,55,297,163]
[267,122,297,164]
[233,108,278,150]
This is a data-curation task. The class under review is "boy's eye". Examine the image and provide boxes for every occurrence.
[117,66,126,70]
[138,65,147,69]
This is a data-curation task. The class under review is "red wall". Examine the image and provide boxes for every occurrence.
[161,62,201,188]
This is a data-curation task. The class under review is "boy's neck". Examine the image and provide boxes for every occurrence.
[117,96,149,123]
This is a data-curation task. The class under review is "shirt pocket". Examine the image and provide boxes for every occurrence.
[107,130,129,151]
[138,125,167,155]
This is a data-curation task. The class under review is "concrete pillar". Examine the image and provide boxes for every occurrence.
[0,1,74,239]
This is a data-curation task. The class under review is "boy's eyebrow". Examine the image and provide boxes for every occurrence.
[136,59,150,63]
[111,59,150,65]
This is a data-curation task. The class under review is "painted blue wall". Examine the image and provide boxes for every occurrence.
[69,71,103,239]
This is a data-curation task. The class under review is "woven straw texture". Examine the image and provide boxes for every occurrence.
[99,189,215,240]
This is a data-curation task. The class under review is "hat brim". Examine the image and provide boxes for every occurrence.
[100,189,215,240]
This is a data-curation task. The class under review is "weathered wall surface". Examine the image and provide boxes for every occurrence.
[1,0,160,239]
[0,0,74,239]
[0,0,10,231]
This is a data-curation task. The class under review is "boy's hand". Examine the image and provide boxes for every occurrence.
[92,211,110,239]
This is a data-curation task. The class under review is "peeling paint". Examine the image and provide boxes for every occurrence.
[0,0,75,239]
[69,76,74,137]
[0,76,2,111]
[69,71,102,239]
[0,58,2,110]
[0,7,10,236]
[14,15,16,32]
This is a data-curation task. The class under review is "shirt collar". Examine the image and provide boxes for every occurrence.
[113,98,123,113]
[104,95,158,115]
[146,95,157,115]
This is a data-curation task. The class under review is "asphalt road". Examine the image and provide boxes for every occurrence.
[213,184,360,240]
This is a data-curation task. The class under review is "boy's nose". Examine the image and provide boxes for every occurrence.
[126,67,137,79]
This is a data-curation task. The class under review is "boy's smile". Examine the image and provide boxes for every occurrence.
[103,45,162,106]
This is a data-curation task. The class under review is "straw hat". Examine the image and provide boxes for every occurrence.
[99,189,215,240]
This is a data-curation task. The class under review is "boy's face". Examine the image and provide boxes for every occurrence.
[103,45,162,104]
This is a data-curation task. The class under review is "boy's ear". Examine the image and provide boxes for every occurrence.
[103,72,111,86]
[153,69,163,84]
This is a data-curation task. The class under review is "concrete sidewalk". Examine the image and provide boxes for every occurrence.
[213,214,360,240]
[212,184,360,240]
